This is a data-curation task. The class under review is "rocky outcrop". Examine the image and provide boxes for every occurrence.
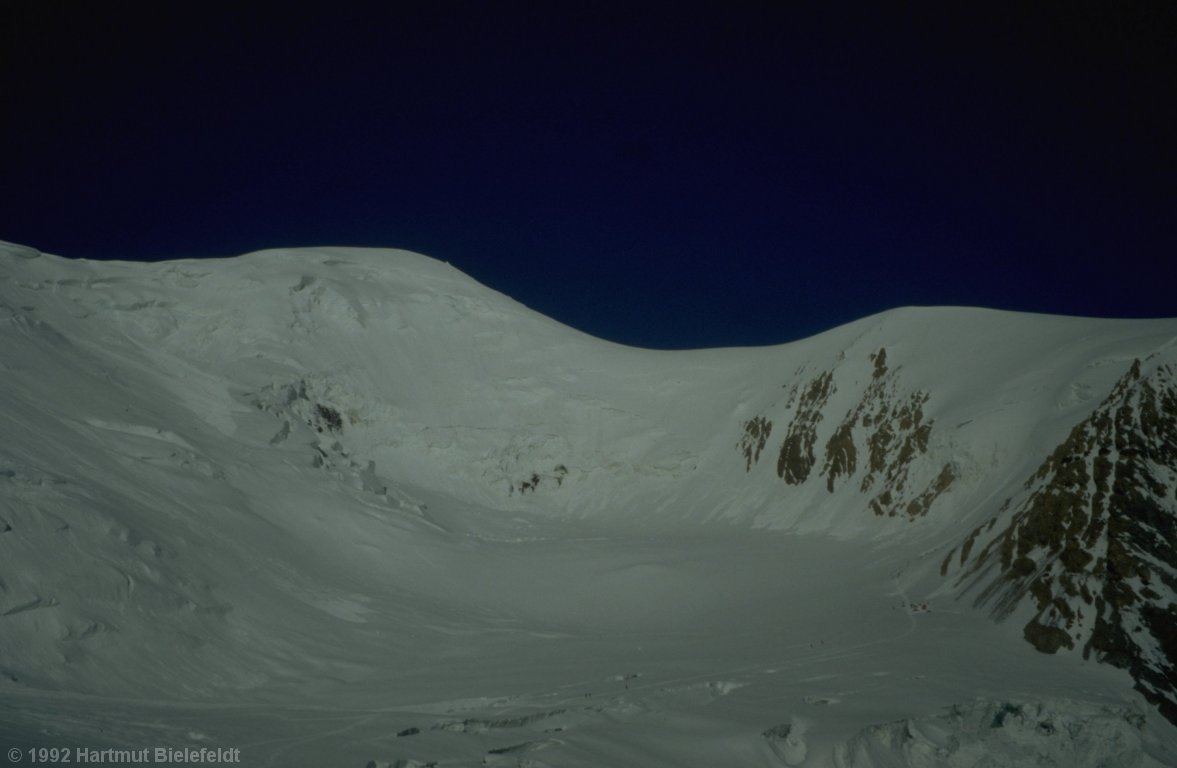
[953,358,1177,724]
[745,348,956,520]
[821,348,953,518]
[776,371,834,484]
[738,416,773,472]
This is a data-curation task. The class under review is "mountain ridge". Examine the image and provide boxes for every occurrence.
[2,241,1175,765]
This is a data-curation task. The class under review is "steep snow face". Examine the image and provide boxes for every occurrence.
[3,243,1171,534]
[2,241,1177,766]
[2,244,765,520]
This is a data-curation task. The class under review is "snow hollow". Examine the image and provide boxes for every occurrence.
[1,242,1175,767]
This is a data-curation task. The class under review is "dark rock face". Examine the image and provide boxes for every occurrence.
[740,346,1177,723]
[738,416,773,472]
[956,359,1177,725]
[776,371,834,484]
[745,348,955,520]
[820,349,951,518]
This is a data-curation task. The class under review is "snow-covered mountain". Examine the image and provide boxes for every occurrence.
[1,240,1174,767]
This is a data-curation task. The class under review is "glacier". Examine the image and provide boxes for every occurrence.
[0,241,1175,767]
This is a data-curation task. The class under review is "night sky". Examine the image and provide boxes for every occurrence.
[3,4,1174,349]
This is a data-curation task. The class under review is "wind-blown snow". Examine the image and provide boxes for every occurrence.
[0,242,1174,767]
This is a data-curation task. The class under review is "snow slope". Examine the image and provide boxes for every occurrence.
[0,241,1175,767]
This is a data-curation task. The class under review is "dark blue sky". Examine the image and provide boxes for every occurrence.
[2,4,1174,348]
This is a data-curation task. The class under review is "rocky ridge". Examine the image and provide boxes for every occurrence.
[945,355,1177,723]
[737,343,1177,726]
[739,347,957,520]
